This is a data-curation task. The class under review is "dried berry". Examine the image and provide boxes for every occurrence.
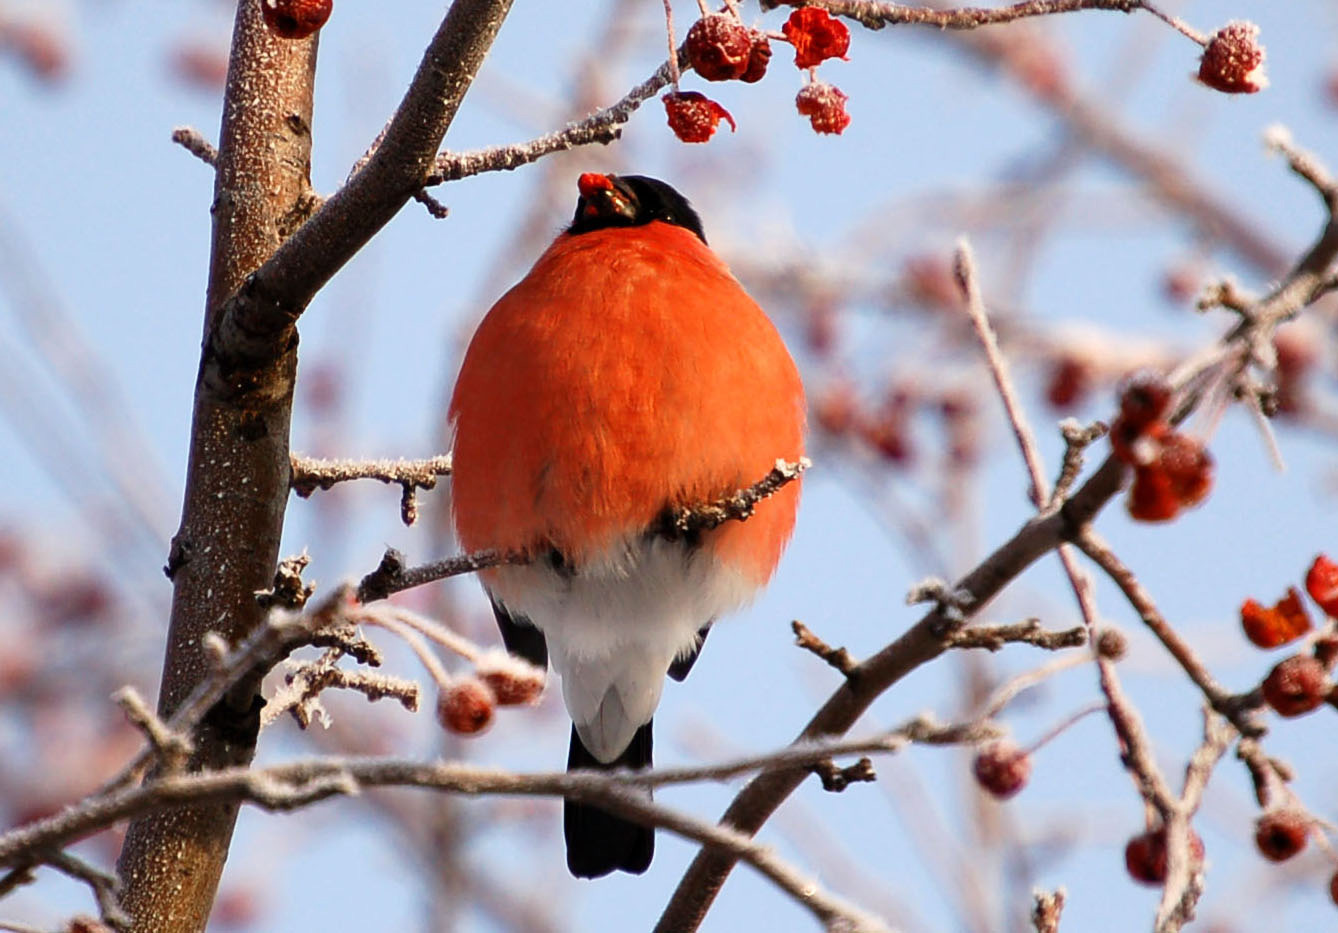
[1128,464,1180,522]
[1329,869,1338,906]
[1261,654,1329,717]
[972,741,1032,800]
[1045,355,1092,410]
[662,91,736,143]
[1110,375,1172,464]
[261,0,333,40]
[861,414,911,465]
[1198,21,1267,94]
[740,33,772,83]
[1096,629,1128,661]
[1240,588,1312,649]
[475,651,545,706]
[783,8,851,69]
[813,383,858,436]
[1254,808,1310,862]
[685,15,752,81]
[795,82,851,135]
[1157,433,1213,507]
[437,679,496,734]
[1305,554,1338,618]
[1124,827,1205,885]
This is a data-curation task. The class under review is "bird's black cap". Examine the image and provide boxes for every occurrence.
[567,173,706,243]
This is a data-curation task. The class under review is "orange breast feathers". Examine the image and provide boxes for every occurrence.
[449,220,805,584]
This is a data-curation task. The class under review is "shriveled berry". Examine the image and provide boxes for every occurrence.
[972,741,1032,800]
[1128,464,1180,522]
[783,8,850,69]
[1261,654,1329,717]
[795,82,851,135]
[1305,554,1338,618]
[740,33,772,83]
[475,651,545,706]
[437,678,496,734]
[1240,588,1312,649]
[902,254,960,310]
[1096,629,1128,660]
[1254,808,1310,861]
[261,0,333,40]
[1124,827,1205,885]
[1198,21,1267,94]
[1045,355,1092,410]
[1157,433,1213,507]
[813,383,858,436]
[662,91,736,143]
[1117,374,1172,433]
[685,15,752,82]
[861,414,911,465]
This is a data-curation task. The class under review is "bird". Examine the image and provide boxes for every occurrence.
[448,172,805,878]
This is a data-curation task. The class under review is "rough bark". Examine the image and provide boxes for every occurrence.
[114,2,317,929]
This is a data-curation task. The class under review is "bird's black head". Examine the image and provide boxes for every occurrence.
[567,173,706,243]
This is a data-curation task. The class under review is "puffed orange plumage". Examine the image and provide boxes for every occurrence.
[449,174,804,877]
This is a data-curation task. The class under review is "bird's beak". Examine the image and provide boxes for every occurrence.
[577,173,637,222]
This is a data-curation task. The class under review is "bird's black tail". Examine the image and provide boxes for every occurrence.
[565,721,654,878]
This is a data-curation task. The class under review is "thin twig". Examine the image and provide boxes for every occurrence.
[170,126,218,166]
[762,0,1205,43]
[956,240,1048,507]
[947,619,1087,652]
[792,620,858,675]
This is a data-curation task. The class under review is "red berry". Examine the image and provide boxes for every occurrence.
[1127,464,1180,522]
[813,383,857,436]
[795,82,851,135]
[170,42,230,92]
[662,91,736,143]
[261,0,333,40]
[1117,374,1172,430]
[1305,554,1338,618]
[740,33,772,83]
[1261,654,1330,717]
[1124,827,1205,885]
[1198,21,1267,94]
[1044,355,1092,410]
[972,741,1032,799]
[475,652,545,706]
[437,679,496,734]
[1156,433,1213,508]
[902,254,960,311]
[685,15,752,82]
[782,8,851,69]
[1240,588,1313,649]
[1329,869,1338,906]
[1254,808,1310,861]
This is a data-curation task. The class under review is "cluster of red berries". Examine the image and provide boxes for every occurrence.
[435,650,546,735]
[1197,21,1267,94]
[813,381,981,471]
[664,8,852,143]
[1238,555,1338,718]
[261,0,333,41]
[1109,375,1213,522]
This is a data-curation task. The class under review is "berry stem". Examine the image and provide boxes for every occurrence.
[663,0,682,86]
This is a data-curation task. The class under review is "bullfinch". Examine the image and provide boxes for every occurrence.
[448,173,805,877]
